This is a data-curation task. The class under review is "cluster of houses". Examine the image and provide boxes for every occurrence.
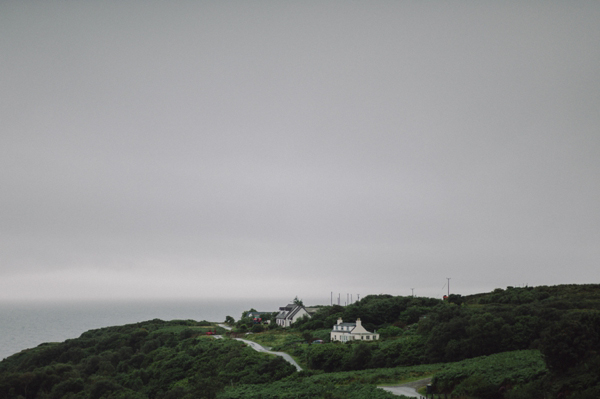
[248,302,379,342]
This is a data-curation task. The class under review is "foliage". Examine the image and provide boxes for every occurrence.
[431,350,547,398]
[539,311,600,373]
[0,319,296,399]
[241,309,257,319]
[294,296,440,332]
[4,284,600,399]
[416,286,600,364]
[305,362,439,385]
[220,350,546,399]
[218,380,400,399]
[242,330,289,347]
[537,310,600,398]
[250,324,265,333]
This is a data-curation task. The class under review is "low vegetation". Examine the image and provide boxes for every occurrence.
[0,319,295,399]
[1,284,599,398]
[249,284,600,398]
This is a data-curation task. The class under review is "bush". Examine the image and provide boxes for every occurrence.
[251,324,265,333]
[378,326,403,338]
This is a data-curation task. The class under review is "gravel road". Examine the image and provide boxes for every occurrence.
[379,377,432,398]
[234,338,303,371]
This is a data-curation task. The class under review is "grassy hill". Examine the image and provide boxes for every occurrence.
[2,284,599,399]
[241,284,600,398]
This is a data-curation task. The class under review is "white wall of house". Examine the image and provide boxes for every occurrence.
[330,318,380,342]
[276,305,311,327]
[287,307,308,327]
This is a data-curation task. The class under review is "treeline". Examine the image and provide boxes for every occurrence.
[294,295,441,333]
[291,285,600,361]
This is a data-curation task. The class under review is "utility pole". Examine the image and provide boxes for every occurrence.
[331,292,333,306]
[447,278,451,297]
[411,288,414,297]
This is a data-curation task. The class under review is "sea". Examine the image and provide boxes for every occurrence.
[0,298,286,361]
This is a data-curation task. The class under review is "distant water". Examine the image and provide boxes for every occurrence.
[0,298,283,360]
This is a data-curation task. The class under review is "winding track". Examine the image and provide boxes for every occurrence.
[379,377,432,398]
[216,324,303,371]
[217,324,429,396]
[234,338,303,371]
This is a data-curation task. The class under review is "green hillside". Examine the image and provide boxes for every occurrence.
[2,284,600,398]
[243,284,600,398]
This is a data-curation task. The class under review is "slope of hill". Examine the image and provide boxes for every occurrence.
[279,284,600,398]
[2,284,599,399]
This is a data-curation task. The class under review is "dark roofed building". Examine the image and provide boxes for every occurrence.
[275,303,311,327]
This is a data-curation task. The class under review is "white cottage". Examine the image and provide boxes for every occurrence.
[330,318,379,342]
[275,304,311,327]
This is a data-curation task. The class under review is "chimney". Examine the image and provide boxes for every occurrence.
[337,317,343,325]
[356,318,362,327]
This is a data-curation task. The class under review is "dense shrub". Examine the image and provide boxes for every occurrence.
[0,320,296,399]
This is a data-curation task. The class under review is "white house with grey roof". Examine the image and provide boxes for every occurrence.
[275,304,311,327]
[330,318,379,342]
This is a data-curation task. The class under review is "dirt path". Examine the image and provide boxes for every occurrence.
[216,324,302,371]
[231,337,303,371]
[379,377,432,398]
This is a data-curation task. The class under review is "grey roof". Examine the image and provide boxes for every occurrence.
[275,311,287,319]
[276,304,309,321]
[287,306,304,319]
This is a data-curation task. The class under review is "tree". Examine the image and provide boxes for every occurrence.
[251,324,264,333]
[293,297,304,306]
[224,316,235,325]
[302,331,314,343]
[241,308,257,319]
[540,312,600,373]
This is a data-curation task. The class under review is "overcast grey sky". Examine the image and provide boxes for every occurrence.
[1,1,599,303]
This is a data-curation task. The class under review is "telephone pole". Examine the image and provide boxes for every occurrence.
[447,278,451,297]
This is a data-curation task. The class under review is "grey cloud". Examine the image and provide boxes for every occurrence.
[1,1,599,300]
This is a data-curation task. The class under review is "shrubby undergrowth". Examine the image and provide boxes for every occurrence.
[285,284,600,398]
[2,284,600,399]
[0,319,294,399]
